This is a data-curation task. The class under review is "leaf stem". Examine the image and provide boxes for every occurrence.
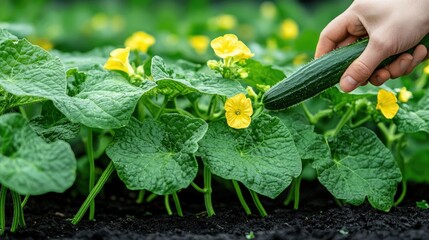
[21,195,30,208]
[203,166,215,217]
[394,177,407,206]
[146,193,158,203]
[191,182,206,193]
[325,105,354,138]
[293,175,302,210]
[172,192,183,217]
[283,184,295,206]
[72,161,115,225]
[10,191,25,232]
[164,195,173,216]
[249,190,267,217]
[232,180,251,215]
[302,103,333,125]
[0,185,7,235]
[154,96,169,120]
[136,190,146,204]
[85,127,95,221]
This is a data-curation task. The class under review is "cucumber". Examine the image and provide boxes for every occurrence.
[262,34,429,110]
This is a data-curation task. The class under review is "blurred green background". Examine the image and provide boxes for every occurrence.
[0,0,352,59]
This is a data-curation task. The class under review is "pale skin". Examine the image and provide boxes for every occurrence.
[315,0,429,92]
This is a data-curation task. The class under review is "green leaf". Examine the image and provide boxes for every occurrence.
[242,59,286,87]
[29,101,80,142]
[396,109,429,133]
[106,114,208,195]
[0,29,18,44]
[0,113,76,195]
[52,47,112,71]
[314,127,402,211]
[198,113,302,199]
[53,67,156,129]
[151,56,245,97]
[0,38,66,98]
[274,112,330,162]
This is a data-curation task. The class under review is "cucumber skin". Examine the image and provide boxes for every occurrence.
[262,34,429,110]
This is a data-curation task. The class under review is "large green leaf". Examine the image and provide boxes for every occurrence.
[151,56,245,97]
[106,114,208,195]
[29,101,80,142]
[0,113,76,195]
[242,59,286,87]
[198,113,302,199]
[314,127,402,211]
[0,38,65,98]
[396,89,429,133]
[0,29,18,44]
[53,67,156,129]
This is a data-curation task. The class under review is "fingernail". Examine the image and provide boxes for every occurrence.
[343,76,359,89]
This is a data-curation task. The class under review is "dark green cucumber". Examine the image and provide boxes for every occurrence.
[262,34,429,110]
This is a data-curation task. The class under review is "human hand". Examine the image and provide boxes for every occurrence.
[315,0,429,92]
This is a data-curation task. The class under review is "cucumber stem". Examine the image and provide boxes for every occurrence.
[232,180,252,215]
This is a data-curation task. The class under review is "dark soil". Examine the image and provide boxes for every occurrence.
[2,178,429,240]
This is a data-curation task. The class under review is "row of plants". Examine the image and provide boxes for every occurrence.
[1,16,429,235]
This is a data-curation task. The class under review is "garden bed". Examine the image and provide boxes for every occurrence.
[4,180,429,240]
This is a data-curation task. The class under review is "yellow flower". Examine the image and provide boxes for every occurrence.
[279,19,299,40]
[424,64,429,75]
[189,35,210,54]
[225,93,253,129]
[211,14,237,30]
[125,31,156,53]
[376,89,399,119]
[104,48,134,75]
[398,87,412,103]
[210,34,254,60]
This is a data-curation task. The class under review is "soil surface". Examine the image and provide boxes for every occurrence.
[2,177,429,240]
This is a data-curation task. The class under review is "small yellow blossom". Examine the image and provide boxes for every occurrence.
[260,2,277,20]
[104,48,134,75]
[279,19,299,40]
[398,87,412,103]
[424,64,429,75]
[225,93,253,129]
[211,14,237,30]
[293,53,308,66]
[30,38,53,51]
[125,31,156,53]
[189,35,210,54]
[211,34,254,60]
[376,89,399,119]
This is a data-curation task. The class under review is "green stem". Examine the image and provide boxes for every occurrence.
[249,190,267,217]
[21,195,30,208]
[136,190,146,204]
[0,186,7,235]
[325,105,354,138]
[172,192,183,217]
[350,115,371,128]
[165,195,173,216]
[302,103,333,124]
[191,182,206,193]
[146,193,158,203]
[232,180,251,215]
[154,96,169,120]
[416,73,427,90]
[10,191,25,232]
[85,127,95,221]
[334,198,344,207]
[19,106,28,120]
[72,161,115,225]
[207,95,218,118]
[204,166,215,217]
[293,175,302,210]
[394,138,407,206]
[395,177,407,206]
[283,184,295,206]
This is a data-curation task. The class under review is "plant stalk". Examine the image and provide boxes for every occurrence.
[10,191,25,232]
[72,161,115,225]
[293,175,302,210]
[0,185,6,235]
[203,166,215,217]
[249,190,267,217]
[85,127,95,221]
[232,180,251,215]
[165,195,173,216]
[136,190,146,204]
[21,195,30,208]
[190,182,206,193]
[172,192,183,217]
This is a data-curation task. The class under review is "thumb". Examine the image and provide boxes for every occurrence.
[339,40,389,92]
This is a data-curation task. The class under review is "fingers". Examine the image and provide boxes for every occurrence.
[339,40,389,92]
[315,14,362,58]
[405,44,428,74]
